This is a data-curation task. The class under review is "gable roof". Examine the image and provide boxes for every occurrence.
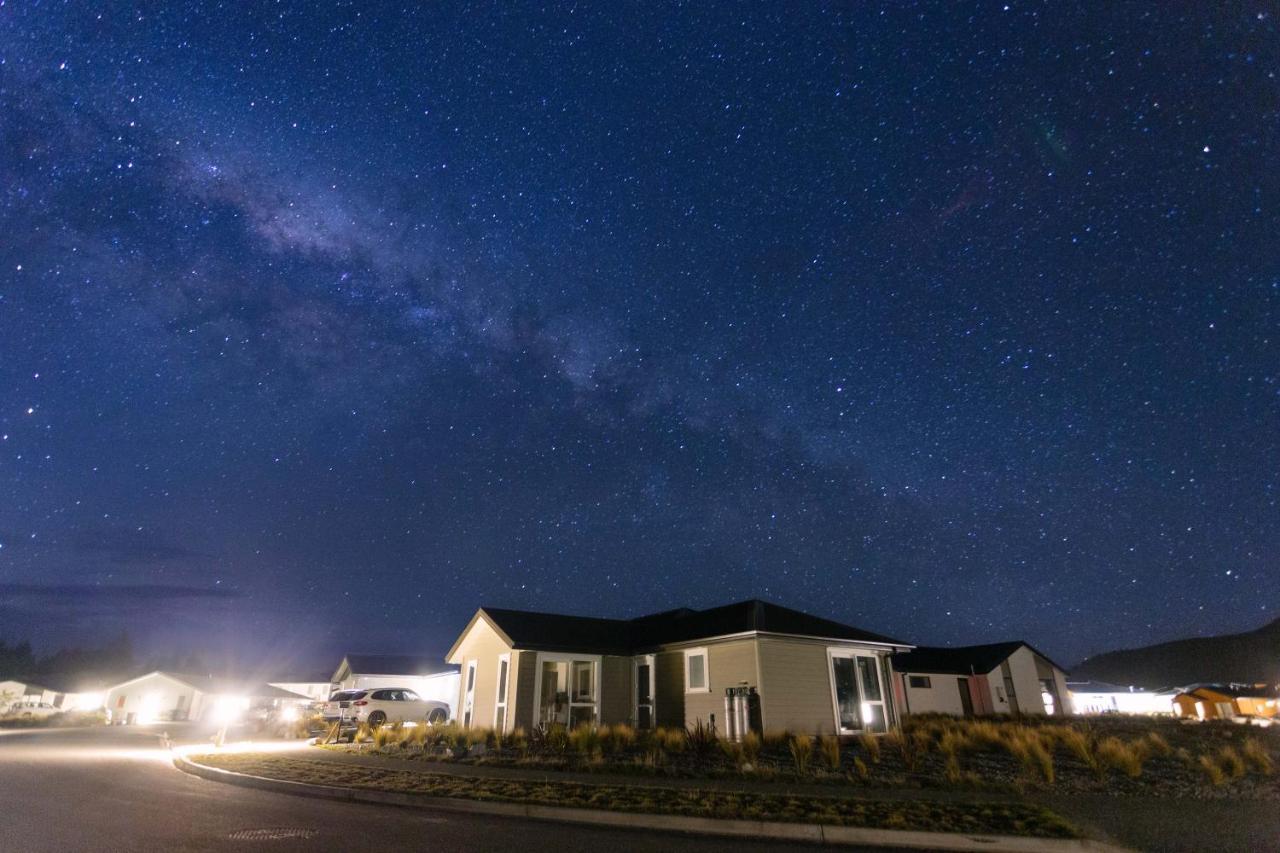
[337,654,458,678]
[893,641,1067,676]
[461,599,910,658]
[105,671,311,699]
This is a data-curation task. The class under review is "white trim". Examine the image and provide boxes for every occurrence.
[683,647,710,694]
[633,654,655,728]
[461,660,478,728]
[493,653,511,731]
[532,652,601,727]
[826,647,889,735]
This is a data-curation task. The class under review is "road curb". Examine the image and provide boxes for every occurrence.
[172,752,1131,852]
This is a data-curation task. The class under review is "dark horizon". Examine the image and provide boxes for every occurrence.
[2,4,1277,672]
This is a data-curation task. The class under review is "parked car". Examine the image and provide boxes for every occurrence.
[322,688,449,727]
[7,701,60,718]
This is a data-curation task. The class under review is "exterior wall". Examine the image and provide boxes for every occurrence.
[600,656,634,725]
[1004,646,1049,714]
[754,637,898,734]
[900,672,968,716]
[1236,696,1278,718]
[104,674,204,723]
[449,617,515,727]
[512,651,537,730]
[674,639,758,730]
[269,682,332,702]
[1070,689,1175,716]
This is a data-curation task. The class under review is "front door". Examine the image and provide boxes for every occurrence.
[957,677,974,717]
[634,656,654,729]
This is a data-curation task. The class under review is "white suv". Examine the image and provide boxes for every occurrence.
[323,688,449,727]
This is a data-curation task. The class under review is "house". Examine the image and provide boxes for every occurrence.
[0,680,61,711]
[330,654,460,710]
[103,671,309,725]
[1171,684,1280,721]
[268,681,333,702]
[36,675,113,712]
[892,642,1070,717]
[445,599,913,736]
[1067,680,1175,716]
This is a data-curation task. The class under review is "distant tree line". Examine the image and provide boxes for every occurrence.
[0,634,210,683]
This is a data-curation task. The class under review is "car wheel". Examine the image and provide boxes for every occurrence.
[427,708,447,725]
[368,711,387,728]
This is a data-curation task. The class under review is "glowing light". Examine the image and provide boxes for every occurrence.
[210,694,250,725]
[138,693,161,725]
[280,704,300,722]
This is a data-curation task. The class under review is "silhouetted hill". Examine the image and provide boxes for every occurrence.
[1072,617,1280,687]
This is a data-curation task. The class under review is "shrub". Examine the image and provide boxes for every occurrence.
[719,740,745,768]
[740,731,761,764]
[685,720,718,757]
[789,734,813,775]
[509,726,529,757]
[1005,728,1054,784]
[569,724,602,756]
[858,732,881,764]
[853,756,870,781]
[602,723,636,754]
[1198,754,1226,786]
[372,723,398,749]
[1096,737,1142,779]
[885,729,927,774]
[1242,737,1274,775]
[818,735,841,771]
[1143,732,1171,757]
[1217,746,1246,780]
[1057,728,1103,779]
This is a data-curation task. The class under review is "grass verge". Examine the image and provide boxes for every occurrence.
[191,751,1079,838]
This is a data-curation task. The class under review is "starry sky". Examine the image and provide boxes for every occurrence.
[1,2,1277,673]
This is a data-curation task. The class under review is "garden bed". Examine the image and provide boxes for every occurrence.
[192,750,1079,838]
[315,714,1280,800]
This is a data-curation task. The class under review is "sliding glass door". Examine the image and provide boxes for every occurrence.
[536,655,599,727]
[829,650,888,734]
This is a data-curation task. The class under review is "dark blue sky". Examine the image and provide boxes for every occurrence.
[1,2,1276,671]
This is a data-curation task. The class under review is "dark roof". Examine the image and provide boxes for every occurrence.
[478,599,909,656]
[1184,682,1280,699]
[340,654,457,677]
[893,641,1067,676]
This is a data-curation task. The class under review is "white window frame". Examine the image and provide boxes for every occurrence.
[532,652,601,727]
[462,660,477,728]
[493,654,511,731]
[827,648,888,735]
[633,654,655,728]
[684,647,710,694]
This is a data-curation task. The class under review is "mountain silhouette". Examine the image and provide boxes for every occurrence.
[1072,617,1280,687]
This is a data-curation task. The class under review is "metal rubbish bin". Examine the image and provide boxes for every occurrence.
[723,686,762,741]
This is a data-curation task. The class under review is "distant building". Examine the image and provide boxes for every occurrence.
[1171,683,1279,721]
[103,671,308,725]
[892,641,1070,717]
[1067,680,1174,716]
[330,654,460,711]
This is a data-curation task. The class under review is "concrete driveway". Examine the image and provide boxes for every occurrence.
[0,726,893,852]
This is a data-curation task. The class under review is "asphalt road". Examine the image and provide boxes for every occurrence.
[0,726,886,852]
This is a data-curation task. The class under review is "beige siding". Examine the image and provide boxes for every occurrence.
[756,637,838,733]
[654,650,685,728]
[600,656,633,725]
[513,650,537,730]
[681,640,758,729]
[450,617,514,728]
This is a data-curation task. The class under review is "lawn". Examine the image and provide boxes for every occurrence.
[192,751,1079,838]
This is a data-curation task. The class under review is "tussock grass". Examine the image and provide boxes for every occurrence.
[858,732,881,764]
[1217,746,1246,780]
[1004,728,1054,784]
[1095,737,1142,779]
[762,729,791,751]
[818,735,841,771]
[740,731,761,764]
[789,733,813,774]
[1056,728,1103,780]
[569,724,602,756]
[1242,737,1274,776]
[1198,754,1226,786]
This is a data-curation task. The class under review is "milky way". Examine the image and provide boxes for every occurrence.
[1,3,1276,669]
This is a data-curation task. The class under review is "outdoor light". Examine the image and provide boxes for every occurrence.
[73,692,104,711]
[138,693,161,725]
[210,695,250,725]
[280,704,300,722]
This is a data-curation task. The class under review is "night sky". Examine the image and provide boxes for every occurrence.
[1,2,1276,673]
